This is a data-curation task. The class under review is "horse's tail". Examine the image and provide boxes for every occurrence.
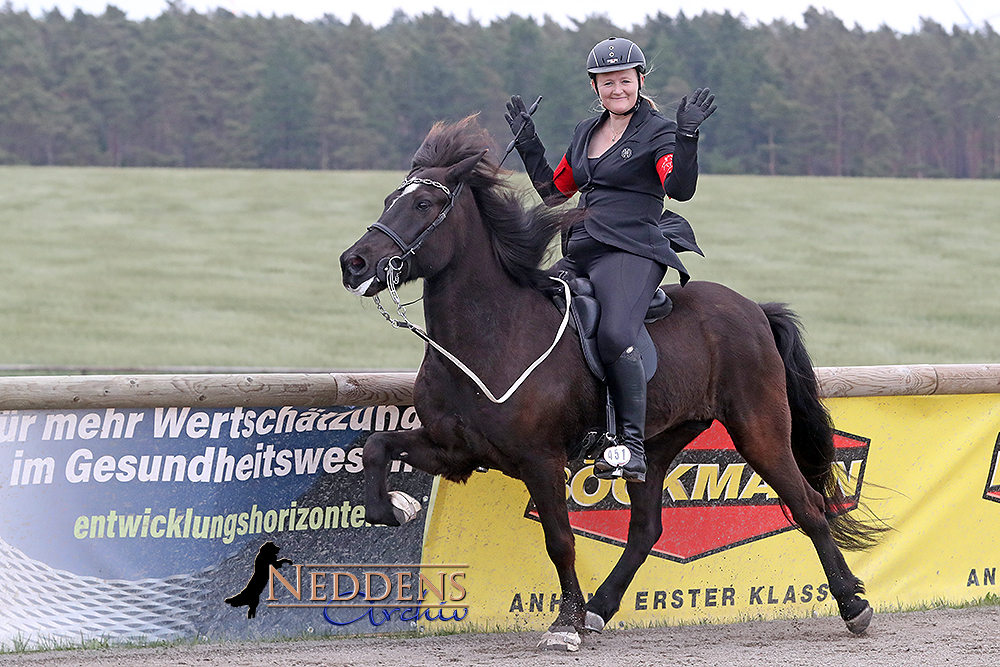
[761,302,886,551]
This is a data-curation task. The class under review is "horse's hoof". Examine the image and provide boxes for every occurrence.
[537,627,581,652]
[845,603,874,635]
[389,491,422,524]
[584,611,606,633]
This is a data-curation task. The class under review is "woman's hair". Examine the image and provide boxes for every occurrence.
[589,67,659,112]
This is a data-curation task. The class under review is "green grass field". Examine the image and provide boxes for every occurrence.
[1,166,997,372]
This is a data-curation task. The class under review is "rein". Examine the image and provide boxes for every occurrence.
[368,176,572,404]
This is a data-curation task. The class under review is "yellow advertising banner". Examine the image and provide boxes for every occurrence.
[421,394,1000,630]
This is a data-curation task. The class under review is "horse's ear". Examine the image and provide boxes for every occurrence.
[446,149,488,185]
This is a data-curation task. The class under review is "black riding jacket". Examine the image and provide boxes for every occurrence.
[515,98,703,283]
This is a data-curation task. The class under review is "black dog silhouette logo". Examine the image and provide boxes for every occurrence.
[225,541,292,618]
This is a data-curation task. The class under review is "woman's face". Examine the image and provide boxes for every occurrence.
[592,68,643,114]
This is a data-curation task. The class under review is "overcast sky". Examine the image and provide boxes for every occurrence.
[10,0,999,33]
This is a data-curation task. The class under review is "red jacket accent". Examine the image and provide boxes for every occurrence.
[553,155,577,196]
[656,153,674,187]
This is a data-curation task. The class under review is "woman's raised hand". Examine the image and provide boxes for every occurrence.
[676,88,717,137]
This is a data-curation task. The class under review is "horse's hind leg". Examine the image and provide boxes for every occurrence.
[729,416,873,634]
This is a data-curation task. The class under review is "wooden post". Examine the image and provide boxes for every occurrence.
[817,364,1000,398]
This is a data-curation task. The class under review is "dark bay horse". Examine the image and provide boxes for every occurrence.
[340,116,882,649]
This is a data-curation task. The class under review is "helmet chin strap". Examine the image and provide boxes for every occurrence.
[608,99,641,116]
[607,93,643,116]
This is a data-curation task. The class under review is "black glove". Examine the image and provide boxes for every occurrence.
[505,95,536,144]
[676,88,717,137]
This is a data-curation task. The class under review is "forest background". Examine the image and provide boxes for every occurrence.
[1,1,999,178]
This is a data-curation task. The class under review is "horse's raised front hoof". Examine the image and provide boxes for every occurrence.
[389,491,422,525]
[844,602,874,635]
[584,610,606,633]
[537,627,582,652]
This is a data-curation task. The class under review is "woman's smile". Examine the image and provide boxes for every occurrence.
[593,69,642,115]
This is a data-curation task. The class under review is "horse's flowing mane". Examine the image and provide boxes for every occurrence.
[411,115,572,290]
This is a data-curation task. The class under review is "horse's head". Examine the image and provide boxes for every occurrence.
[340,149,486,297]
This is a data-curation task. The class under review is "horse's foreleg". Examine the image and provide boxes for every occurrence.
[584,422,706,632]
[362,428,435,526]
[522,465,586,650]
[584,458,668,632]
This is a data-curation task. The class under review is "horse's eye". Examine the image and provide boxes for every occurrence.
[415,199,432,211]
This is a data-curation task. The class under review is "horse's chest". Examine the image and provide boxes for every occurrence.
[422,403,500,449]
[415,385,511,452]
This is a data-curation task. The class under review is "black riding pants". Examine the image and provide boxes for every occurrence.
[565,225,666,364]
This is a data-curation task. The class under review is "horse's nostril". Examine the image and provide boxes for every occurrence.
[343,254,367,275]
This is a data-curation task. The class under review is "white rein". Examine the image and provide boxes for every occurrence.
[372,258,572,404]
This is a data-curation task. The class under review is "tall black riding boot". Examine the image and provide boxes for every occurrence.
[593,346,648,483]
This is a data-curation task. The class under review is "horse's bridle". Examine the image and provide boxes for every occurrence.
[367,176,465,277]
[362,173,572,404]
[364,174,464,337]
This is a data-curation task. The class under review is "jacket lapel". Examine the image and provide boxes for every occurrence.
[581,114,604,185]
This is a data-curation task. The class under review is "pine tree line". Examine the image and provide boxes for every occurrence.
[1,3,998,177]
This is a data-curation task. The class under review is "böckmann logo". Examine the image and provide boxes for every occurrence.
[982,432,1000,504]
[526,421,872,563]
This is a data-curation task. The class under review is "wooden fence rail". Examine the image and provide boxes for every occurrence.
[0,364,999,410]
[817,364,1000,398]
[0,373,414,410]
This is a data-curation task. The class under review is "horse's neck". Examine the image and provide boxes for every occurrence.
[421,234,541,352]
[414,209,573,400]
[423,259,523,338]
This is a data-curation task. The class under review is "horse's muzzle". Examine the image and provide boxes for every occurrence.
[339,250,383,297]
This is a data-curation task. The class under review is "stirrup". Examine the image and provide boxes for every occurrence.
[580,431,615,460]
[593,462,646,483]
[593,443,646,483]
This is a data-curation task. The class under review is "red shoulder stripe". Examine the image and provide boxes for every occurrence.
[656,153,674,187]
[553,155,577,197]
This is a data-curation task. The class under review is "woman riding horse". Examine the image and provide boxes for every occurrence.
[505,36,717,483]
[341,116,880,647]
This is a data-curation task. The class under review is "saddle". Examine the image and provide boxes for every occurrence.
[553,275,672,383]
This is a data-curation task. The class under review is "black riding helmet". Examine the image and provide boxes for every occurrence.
[586,37,646,75]
[587,37,646,114]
